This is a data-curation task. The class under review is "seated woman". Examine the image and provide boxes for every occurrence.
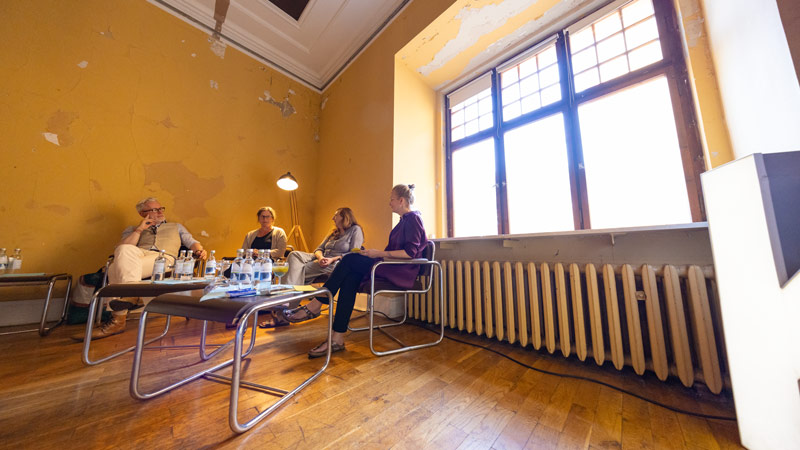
[284,184,427,358]
[243,206,288,329]
[243,206,287,260]
[284,207,364,286]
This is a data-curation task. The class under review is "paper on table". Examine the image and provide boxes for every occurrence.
[293,285,317,292]
[152,278,209,284]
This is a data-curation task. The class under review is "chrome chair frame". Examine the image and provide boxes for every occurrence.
[81,282,215,365]
[130,289,334,433]
[348,242,444,356]
[0,273,73,336]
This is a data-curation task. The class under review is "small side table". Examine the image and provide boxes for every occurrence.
[0,273,73,336]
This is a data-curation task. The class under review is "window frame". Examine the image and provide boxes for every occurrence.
[445,0,705,237]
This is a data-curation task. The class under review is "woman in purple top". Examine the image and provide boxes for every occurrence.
[284,184,427,358]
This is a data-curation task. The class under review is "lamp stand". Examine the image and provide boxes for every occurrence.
[286,190,309,252]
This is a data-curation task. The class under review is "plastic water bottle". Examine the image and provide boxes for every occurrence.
[152,250,167,281]
[241,249,255,286]
[8,248,22,273]
[182,251,195,280]
[261,254,273,290]
[173,250,186,280]
[231,249,244,284]
[0,248,7,272]
[204,250,217,279]
[252,250,262,284]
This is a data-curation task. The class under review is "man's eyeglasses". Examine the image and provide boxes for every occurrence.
[142,207,166,213]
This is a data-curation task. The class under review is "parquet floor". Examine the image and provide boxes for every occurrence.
[0,311,742,449]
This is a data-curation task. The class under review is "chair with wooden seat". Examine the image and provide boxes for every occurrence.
[348,241,444,356]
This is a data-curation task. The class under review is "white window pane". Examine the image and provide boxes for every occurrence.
[540,84,561,106]
[501,67,519,88]
[465,119,479,137]
[452,139,498,237]
[502,84,520,105]
[520,74,539,97]
[505,114,575,233]
[628,40,663,70]
[579,76,691,229]
[464,102,478,121]
[625,17,659,49]
[452,125,465,141]
[539,64,560,88]
[598,55,629,82]
[571,46,598,74]
[478,87,492,99]
[570,27,595,54]
[622,0,655,28]
[451,109,464,127]
[479,113,493,131]
[520,93,541,114]
[503,102,521,121]
[519,57,538,78]
[538,46,558,68]
[574,67,600,92]
[478,96,493,115]
[595,12,622,41]
[596,33,626,63]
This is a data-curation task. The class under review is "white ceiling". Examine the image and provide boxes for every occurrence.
[149,0,410,91]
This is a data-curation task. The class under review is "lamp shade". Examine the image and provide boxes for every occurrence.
[277,172,299,191]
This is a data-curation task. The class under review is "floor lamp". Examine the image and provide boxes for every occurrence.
[277,172,309,252]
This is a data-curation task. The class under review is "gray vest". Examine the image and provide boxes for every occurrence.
[137,222,181,258]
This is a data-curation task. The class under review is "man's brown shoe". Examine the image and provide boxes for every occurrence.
[71,314,127,341]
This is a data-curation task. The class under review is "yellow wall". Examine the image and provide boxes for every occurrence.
[393,61,439,234]
[0,0,321,276]
[314,0,455,247]
[675,0,735,167]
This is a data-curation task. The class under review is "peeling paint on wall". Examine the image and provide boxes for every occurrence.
[259,90,296,117]
[454,0,584,87]
[45,110,78,146]
[683,16,705,47]
[98,26,114,39]
[42,132,59,146]
[320,97,328,110]
[90,179,102,191]
[209,36,226,58]
[210,79,219,89]
[159,116,177,128]
[418,0,536,77]
[77,60,88,69]
[143,161,225,221]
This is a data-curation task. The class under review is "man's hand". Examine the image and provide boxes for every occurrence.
[136,217,156,232]
[193,249,208,260]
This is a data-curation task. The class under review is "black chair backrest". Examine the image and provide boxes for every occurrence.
[418,241,435,278]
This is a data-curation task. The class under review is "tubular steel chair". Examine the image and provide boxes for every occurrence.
[0,273,72,336]
[130,288,334,433]
[349,241,444,356]
[81,281,217,365]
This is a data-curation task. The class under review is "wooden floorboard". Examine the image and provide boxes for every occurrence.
[0,315,742,449]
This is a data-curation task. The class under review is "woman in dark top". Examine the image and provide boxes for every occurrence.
[242,206,288,328]
[284,184,427,358]
[242,206,288,260]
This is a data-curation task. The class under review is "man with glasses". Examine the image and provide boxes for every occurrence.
[75,197,207,340]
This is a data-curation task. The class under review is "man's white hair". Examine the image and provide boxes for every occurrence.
[135,197,160,213]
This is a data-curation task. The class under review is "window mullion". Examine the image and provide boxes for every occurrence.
[491,68,509,235]
[558,31,590,230]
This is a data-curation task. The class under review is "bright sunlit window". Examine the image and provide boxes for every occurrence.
[445,0,704,237]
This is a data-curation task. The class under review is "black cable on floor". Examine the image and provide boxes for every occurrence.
[367,311,737,422]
